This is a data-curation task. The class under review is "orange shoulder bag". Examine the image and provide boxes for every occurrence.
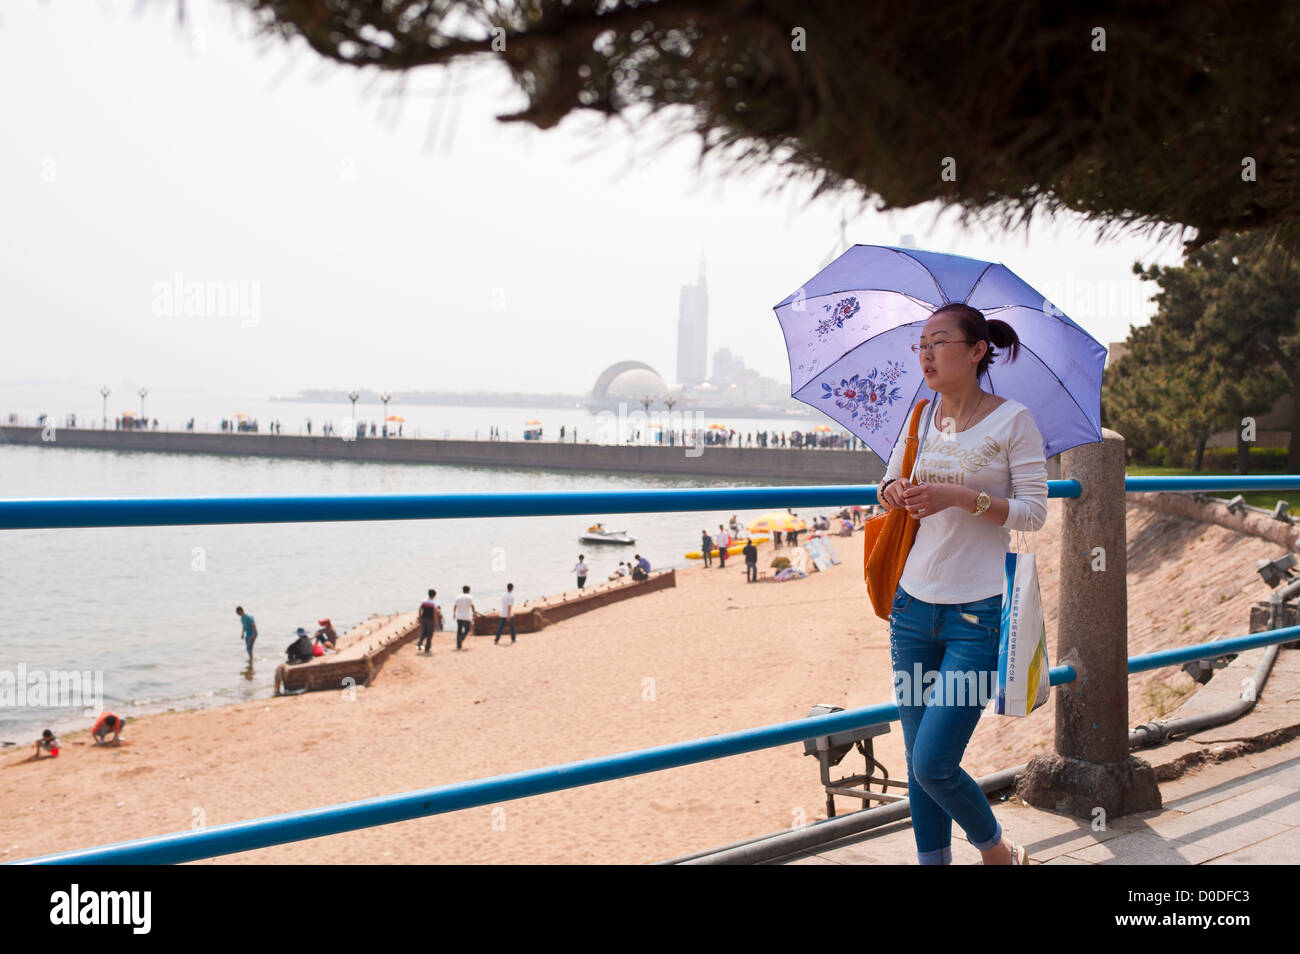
[863,398,933,620]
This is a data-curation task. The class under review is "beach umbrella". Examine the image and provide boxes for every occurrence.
[772,244,1107,464]
[234,412,250,419]
[708,422,727,430]
[386,415,405,422]
[524,419,542,426]
[746,511,807,533]
[812,424,833,432]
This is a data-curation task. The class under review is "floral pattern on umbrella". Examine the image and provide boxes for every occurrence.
[816,296,861,339]
[820,360,907,431]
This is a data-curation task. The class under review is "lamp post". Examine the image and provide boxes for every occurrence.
[348,389,360,428]
[640,395,653,444]
[138,387,148,425]
[380,391,391,437]
[100,386,109,429]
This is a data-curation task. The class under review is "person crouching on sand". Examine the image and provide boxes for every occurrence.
[92,712,125,746]
[33,729,60,758]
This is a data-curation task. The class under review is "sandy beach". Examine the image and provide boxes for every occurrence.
[0,499,1278,864]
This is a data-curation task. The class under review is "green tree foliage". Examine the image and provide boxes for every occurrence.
[1107,230,1296,471]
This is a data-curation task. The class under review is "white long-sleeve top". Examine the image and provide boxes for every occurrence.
[881,395,1048,603]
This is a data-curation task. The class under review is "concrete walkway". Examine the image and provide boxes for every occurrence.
[775,643,1300,865]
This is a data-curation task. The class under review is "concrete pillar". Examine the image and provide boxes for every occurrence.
[1016,428,1162,819]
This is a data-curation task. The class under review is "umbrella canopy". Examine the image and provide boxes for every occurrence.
[745,511,808,533]
[812,424,833,432]
[708,423,728,430]
[233,412,250,418]
[773,244,1106,463]
[386,415,405,422]
[524,419,542,426]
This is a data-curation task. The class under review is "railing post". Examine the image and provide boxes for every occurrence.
[1017,428,1162,821]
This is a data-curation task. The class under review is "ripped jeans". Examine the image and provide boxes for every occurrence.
[889,582,1004,865]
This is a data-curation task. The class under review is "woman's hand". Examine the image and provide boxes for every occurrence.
[899,483,969,519]
[881,478,912,509]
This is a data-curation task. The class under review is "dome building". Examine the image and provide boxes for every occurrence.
[588,362,678,412]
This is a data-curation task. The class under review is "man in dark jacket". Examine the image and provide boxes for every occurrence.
[700,530,713,567]
[286,628,315,664]
[742,539,759,582]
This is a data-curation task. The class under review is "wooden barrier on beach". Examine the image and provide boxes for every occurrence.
[475,568,676,633]
[274,569,676,694]
[274,613,419,695]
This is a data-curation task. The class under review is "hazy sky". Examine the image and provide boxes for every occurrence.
[1,0,1190,401]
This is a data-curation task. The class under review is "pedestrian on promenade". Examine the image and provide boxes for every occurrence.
[236,606,257,664]
[453,585,477,651]
[495,582,517,644]
[700,530,713,567]
[573,555,588,590]
[715,524,730,568]
[417,589,439,652]
[743,539,758,582]
[879,301,1045,865]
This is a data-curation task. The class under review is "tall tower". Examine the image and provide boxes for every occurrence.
[817,206,850,269]
[676,251,709,386]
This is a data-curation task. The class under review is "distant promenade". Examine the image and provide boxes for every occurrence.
[0,426,885,484]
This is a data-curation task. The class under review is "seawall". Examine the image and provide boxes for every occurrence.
[0,427,885,484]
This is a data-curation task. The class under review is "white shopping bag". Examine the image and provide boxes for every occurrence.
[995,531,1051,717]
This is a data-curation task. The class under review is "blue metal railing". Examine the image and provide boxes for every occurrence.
[7,473,1300,864]
[0,482,1082,529]
[6,473,1299,531]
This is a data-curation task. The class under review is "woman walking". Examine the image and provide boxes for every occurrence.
[878,302,1048,865]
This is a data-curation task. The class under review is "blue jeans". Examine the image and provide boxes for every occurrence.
[495,616,516,641]
[889,583,1004,865]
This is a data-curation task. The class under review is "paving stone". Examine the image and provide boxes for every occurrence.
[1202,825,1300,864]
[1065,831,1221,865]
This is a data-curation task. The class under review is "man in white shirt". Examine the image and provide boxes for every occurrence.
[494,582,517,644]
[715,523,730,568]
[573,555,588,589]
[453,584,477,651]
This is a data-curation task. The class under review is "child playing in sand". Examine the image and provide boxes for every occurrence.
[91,712,125,746]
[33,729,60,758]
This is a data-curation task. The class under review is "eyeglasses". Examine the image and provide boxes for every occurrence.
[911,339,973,356]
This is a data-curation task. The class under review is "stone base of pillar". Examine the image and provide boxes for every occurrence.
[1015,753,1162,820]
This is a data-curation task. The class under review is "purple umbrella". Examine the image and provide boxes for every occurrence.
[773,244,1107,462]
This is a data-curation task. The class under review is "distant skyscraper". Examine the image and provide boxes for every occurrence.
[676,252,708,386]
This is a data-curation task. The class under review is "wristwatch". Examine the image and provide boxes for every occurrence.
[972,490,991,516]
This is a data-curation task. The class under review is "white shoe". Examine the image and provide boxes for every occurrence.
[1011,844,1028,865]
